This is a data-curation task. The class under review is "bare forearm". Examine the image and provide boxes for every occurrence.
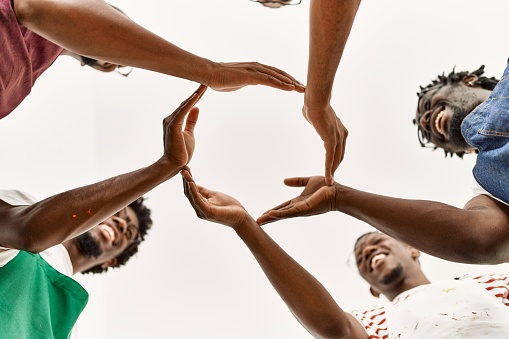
[14,0,213,84]
[235,219,355,339]
[335,185,509,264]
[2,157,179,252]
[305,0,361,107]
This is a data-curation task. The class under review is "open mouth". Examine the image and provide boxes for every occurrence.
[98,224,116,243]
[370,253,387,271]
[434,109,446,137]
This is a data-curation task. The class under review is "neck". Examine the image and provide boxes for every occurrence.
[383,269,430,301]
[63,240,96,275]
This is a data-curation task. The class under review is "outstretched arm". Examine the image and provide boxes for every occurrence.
[0,85,207,253]
[257,176,509,264]
[13,0,305,93]
[181,169,367,339]
[304,0,361,184]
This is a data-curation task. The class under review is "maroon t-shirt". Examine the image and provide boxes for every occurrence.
[0,0,63,119]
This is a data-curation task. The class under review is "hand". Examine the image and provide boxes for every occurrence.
[162,85,207,169]
[257,176,337,225]
[208,62,305,93]
[181,168,251,229]
[302,105,347,186]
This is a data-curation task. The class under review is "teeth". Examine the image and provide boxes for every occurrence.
[370,253,387,270]
[435,110,445,135]
[99,225,115,242]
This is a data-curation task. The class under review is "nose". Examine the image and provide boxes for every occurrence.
[362,245,377,262]
[419,110,432,131]
[112,216,128,234]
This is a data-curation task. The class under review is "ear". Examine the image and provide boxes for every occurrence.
[59,50,86,66]
[463,74,479,87]
[100,257,118,269]
[408,247,421,261]
[369,286,381,298]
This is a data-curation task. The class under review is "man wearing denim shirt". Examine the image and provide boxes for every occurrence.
[257,63,509,266]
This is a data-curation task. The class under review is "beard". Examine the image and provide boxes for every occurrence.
[75,232,103,258]
[380,264,403,285]
[447,104,475,151]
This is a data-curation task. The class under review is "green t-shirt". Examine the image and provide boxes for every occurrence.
[0,250,88,339]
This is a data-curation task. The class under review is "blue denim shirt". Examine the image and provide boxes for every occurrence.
[461,62,509,205]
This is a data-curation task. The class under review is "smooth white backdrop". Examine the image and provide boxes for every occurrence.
[1,0,508,338]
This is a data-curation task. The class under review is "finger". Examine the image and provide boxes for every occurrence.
[257,207,299,225]
[267,207,299,221]
[182,173,205,218]
[195,84,207,99]
[257,64,306,92]
[181,170,197,202]
[184,177,210,217]
[184,107,200,135]
[165,86,206,125]
[195,185,215,200]
[181,168,194,183]
[331,142,343,181]
[324,145,334,186]
[253,70,300,93]
[283,177,310,188]
[256,213,278,226]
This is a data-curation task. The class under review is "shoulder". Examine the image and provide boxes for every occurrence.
[350,305,387,337]
[463,273,509,305]
[0,247,20,267]
[0,190,37,206]
[40,244,73,277]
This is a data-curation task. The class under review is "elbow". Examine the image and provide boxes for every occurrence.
[9,218,56,254]
[11,232,47,254]
[456,232,508,265]
[310,317,354,339]
[13,0,46,26]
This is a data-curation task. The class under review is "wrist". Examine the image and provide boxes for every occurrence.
[304,90,332,109]
[234,216,259,237]
[155,156,182,179]
[203,59,220,88]
[334,183,348,212]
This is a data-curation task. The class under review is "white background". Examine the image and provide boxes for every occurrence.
[1,0,509,338]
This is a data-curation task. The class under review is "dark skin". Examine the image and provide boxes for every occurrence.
[0,85,206,253]
[258,74,509,265]
[181,168,368,339]
[415,74,491,154]
[354,232,429,301]
[257,176,509,264]
[62,206,140,274]
[12,0,305,95]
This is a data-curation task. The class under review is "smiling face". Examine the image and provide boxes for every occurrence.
[75,206,140,270]
[354,233,422,299]
[415,77,492,155]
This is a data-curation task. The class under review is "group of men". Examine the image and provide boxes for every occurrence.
[1,0,509,337]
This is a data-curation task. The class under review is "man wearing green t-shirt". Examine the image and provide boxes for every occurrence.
[0,86,206,338]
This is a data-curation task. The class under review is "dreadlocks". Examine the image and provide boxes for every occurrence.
[415,65,499,158]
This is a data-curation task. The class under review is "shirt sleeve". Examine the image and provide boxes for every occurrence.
[40,244,74,277]
[0,247,19,267]
[472,273,509,306]
[350,305,388,339]
[0,189,38,205]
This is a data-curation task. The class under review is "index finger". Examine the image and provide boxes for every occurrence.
[324,146,335,186]
[166,85,208,124]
